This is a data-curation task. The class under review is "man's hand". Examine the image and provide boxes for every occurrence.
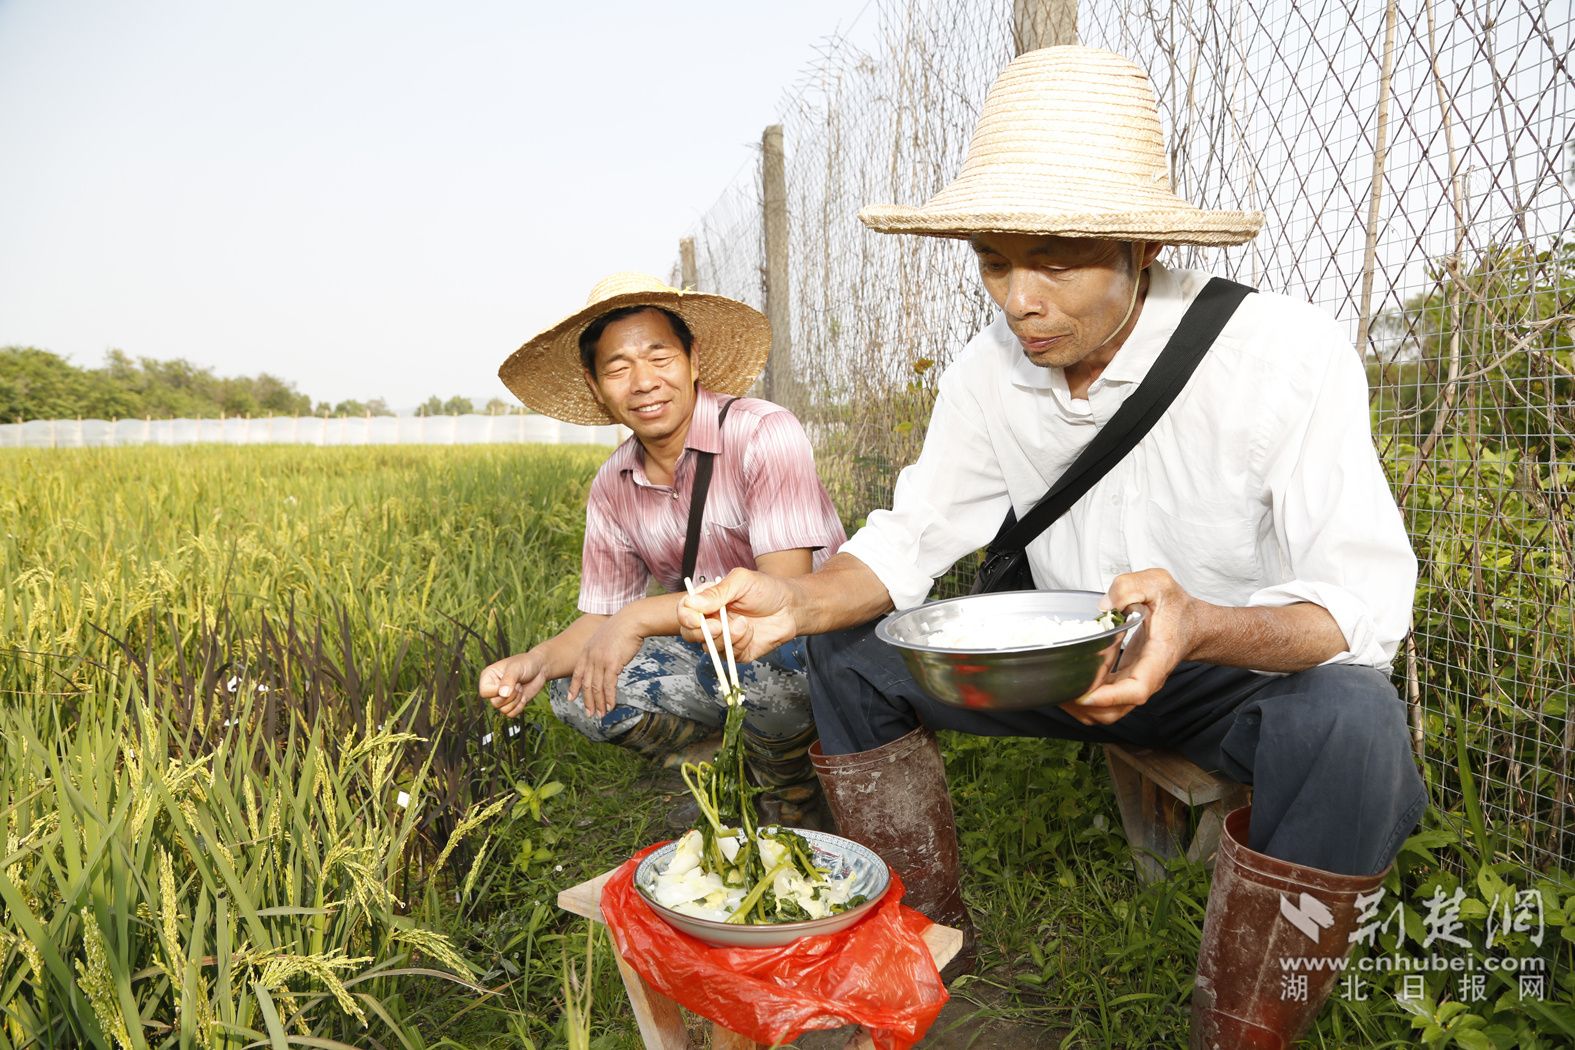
[1064,568,1200,726]
[678,568,800,663]
[568,614,645,719]
[479,650,549,719]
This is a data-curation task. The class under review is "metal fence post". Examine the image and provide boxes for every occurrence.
[761,123,793,406]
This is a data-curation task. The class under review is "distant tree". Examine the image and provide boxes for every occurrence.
[253,373,311,416]
[216,377,259,417]
[0,347,82,421]
[416,396,445,417]
[0,346,369,421]
[483,397,515,415]
[135,357,214,418]
[365,398,394,416]
[332,399,368,417]
[0,347,136,421]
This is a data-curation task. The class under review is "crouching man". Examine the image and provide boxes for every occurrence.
[680,48,1427,1048]
[480,273,846,828]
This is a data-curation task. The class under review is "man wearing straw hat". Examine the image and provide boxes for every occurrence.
[480,273,846,829]
[679,47,1426,1046]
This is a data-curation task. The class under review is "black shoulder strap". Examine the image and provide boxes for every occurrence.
[680,397,740,584]
[992,277,1254,554]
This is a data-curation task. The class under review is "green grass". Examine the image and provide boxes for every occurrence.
[4,444,1572,1048]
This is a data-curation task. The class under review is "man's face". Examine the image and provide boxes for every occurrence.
[582,308,699,443]
[969,234,1152,370]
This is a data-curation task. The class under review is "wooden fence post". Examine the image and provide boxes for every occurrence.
[1012,0,1077,52]
[679,237,698,291]
[761,123,793,405]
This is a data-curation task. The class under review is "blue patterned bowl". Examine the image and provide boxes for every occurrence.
[633,828,890,947]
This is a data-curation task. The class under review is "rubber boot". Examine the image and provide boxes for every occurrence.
[809,727,977,979]
[610,711,719,833]
[611,709,719,770]
[1191,806,1390,1049]
[744,724,835,832]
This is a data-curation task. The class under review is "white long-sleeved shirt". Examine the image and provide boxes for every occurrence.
[839,263,1417,671]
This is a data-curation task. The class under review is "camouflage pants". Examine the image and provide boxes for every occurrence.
[547,635,814,745]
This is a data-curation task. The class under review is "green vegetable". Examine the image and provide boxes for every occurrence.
[680,682,762,885]
[672,680,864,924]
[725,859,797,924]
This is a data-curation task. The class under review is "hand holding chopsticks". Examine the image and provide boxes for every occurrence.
[684,576,741,701]
[677,567,802,666]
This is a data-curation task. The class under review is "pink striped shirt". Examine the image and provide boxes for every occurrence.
[578,387,847,615]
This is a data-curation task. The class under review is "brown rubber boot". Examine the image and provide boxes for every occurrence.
[1191,806,1390,1049]
[744,724,835,832]
[612,711,720,832]
[810,727,977,980]
[612,710,719,771]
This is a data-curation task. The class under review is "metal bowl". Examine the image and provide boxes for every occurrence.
[875,589,1143,711]
[633,828,890,947]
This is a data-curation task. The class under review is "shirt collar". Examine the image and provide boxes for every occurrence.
[998,315,1055,390]
[617,385,717,487]
[683,385,724,454]
[997,262,1188,390]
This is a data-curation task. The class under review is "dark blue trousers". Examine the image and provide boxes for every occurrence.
[807,622,1428,876]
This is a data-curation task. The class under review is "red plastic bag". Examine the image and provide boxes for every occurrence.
[600,842,948,1049]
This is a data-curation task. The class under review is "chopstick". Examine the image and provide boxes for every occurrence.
[718,604,740,692]
[683,576,740,697]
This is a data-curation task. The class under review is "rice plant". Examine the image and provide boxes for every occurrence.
[0,444,618,1046]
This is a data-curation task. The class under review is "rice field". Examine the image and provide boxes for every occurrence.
[1,445,649,1048]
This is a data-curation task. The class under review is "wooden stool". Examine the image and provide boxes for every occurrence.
[1103,743,1250,885]
[558,868,962,1049]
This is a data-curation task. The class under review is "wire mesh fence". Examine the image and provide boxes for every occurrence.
[675,0,1574,873]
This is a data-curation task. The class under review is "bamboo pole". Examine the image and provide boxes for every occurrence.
[1354,0,1399,361]
[679,237,698,291]
[1012,0,1077,53]
[761,124,793,405]
[1399,0,1469,504]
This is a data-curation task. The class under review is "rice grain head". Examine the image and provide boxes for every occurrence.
[75,909,133,1050]
[156,847,181,979]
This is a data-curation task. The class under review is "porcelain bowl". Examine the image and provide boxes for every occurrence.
[633,828,889,947]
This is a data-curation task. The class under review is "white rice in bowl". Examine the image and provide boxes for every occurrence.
[926,614,1110,650]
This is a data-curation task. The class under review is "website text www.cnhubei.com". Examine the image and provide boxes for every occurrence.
[1280,954,1548,973]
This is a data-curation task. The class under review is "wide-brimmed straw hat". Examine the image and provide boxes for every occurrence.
[859,46,1262,246]
[499,272,771,425]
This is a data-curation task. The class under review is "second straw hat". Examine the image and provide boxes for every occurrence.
[498,273,771,426]
[859,46,1262,246]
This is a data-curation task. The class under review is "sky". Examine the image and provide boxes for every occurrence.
[0,0,876,411]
